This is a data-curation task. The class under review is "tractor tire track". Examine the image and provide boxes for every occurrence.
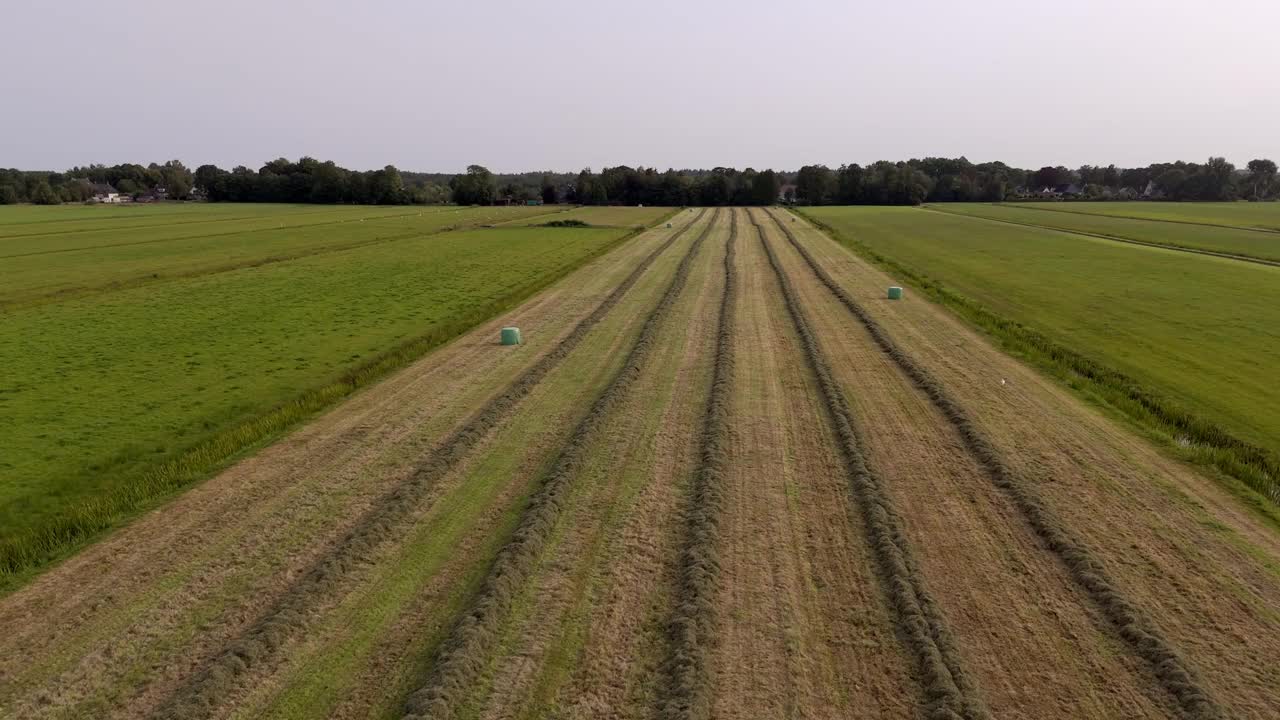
[660,208,737,720]
[151,210,710,720]
[400,210,720,720]
[766,207,1228,720]
[750,210,988,720]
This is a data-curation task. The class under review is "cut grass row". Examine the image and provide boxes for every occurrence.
[0,213,679,592]
[799,206,1280,507]
[243,215,713,720]
[661,208,737,720]
[402,210,719,720]
[771,208,1226,719]
[933,203,1280,264]
[752,210,988,720]
[152,209,701,720]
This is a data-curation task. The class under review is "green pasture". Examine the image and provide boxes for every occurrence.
[938,203,1280,262]
[0,203,639,583]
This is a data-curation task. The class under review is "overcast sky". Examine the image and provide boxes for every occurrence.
[2,0,1277,173]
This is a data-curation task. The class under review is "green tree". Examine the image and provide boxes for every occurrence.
[1247,159,1277,199]
[750,169,779,205]
[30,181,60,205]
[541,175,558,204]
[794,165,835,205]
[0,185,19,204]
[449,165,496,205]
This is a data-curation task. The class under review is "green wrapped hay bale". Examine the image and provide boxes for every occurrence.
[500,327,522,345]
[887,286,903,300]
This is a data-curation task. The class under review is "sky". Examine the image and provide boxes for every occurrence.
[2,0,1277,173]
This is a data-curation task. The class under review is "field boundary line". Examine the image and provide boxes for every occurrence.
[924,205,1280,267]
[147,208,698,720]
[771,208,1228,720]
[661,208,737,720]
[792,209,1280,516]
[0,209,683,594]
[994,202,1280,235]
[752,209,989,720]
[400,210,719,720]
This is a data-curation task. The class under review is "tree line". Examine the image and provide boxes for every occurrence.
[791,156,1279,205]
[3,155,1276,206]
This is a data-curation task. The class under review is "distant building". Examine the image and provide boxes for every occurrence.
[91,183,121,203]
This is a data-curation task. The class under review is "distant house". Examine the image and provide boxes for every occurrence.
[778,184,797,202]
[91,183,121,203]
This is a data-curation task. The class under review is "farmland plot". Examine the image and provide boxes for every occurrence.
[935,202,1280,263]
[1009,200,1280,232]
[0,205,644,583]
[2,207,1278,720]
[802,205,1280,496]
[501,205,674,228]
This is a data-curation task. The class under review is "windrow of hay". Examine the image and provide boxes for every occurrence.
[153,210,708,720]
[795,209,1279,512]
[401,210,720,720]
[661,208,737,720]
[750,210,988,720]
[768,208,1227,720]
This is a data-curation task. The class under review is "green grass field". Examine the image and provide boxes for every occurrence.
[0,205,561,305]
[802,205,1280,494]
[0,203,647,579]
[936,203,1280,262]
[1009,200,1280,231]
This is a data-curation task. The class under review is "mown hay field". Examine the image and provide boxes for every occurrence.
[802,206,1280,478]
[936,202,1280,262]
[1009,200,1280,231]
[0,202,653,583]
[3,208,1280,720]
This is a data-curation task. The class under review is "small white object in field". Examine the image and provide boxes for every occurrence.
[1000,378,1007,386]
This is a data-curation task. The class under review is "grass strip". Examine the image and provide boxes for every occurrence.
[794,209,1280,515]
[772,208,1227,720]
[1004,202,1280,235]
[401,210,719,720]
[134,211,699,719]
[752,210,988,720]
[926,205,1280,268]
[660,208,737,720]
